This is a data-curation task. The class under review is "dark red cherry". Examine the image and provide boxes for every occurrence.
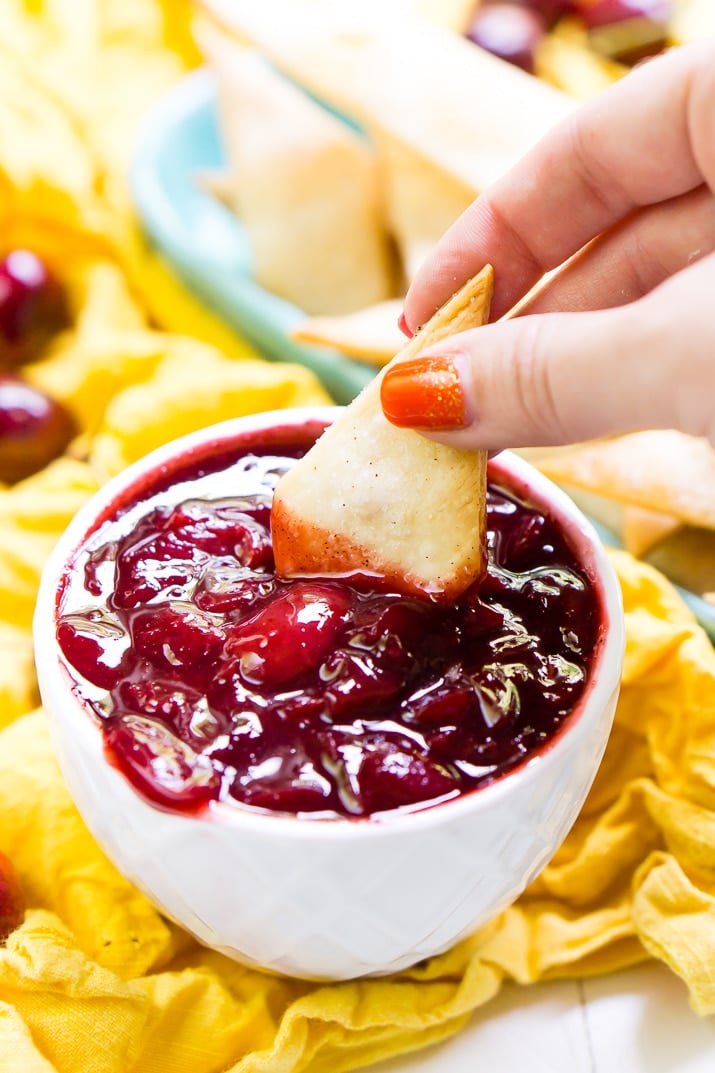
[466,3,547,73]
[0,850,25,944]
[104,715,220,808]
[0,250,69,368]
[167,499,273,567]
[355,743,459,815]
[57,613,133,691]
[0,374,77,483]
[112,514,199,608]
[132,607,225,674]
[224,582,352,688]
[510,0,576,29]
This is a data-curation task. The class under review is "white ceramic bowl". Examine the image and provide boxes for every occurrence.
[34,407,624,981]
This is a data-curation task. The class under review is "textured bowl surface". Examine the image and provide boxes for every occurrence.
[34,408,625,980]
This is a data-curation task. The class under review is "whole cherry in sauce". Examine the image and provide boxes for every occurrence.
[0,850,25,944]
[0,374,77,483]
[0,250,70,368]
[465,2,548,74]
[57,435,602,819]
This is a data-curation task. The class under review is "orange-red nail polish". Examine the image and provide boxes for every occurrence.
[380,355,468,430]
[397,312,413,338]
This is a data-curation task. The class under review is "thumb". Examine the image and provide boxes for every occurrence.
[380,298,690,450]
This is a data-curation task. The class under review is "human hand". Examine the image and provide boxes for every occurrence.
[381,43,715,450]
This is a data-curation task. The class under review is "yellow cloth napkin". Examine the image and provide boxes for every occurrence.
[1,1,715,1071]
[2,552,715,1073]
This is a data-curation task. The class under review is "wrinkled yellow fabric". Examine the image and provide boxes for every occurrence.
[1,0,715,1071]
[2,553,715,1073]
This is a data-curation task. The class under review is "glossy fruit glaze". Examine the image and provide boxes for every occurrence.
[56,422,603,819]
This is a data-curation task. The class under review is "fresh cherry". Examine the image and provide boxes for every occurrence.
[465,2,547,73]
[0,850,25,943]
[0,250,69,368]
[510,0,577,29]
[0,374,77,484]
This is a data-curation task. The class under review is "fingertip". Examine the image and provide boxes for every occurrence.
[397,311,413,339]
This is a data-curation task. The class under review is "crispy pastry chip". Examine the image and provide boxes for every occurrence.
[272,266,493,601]
[644,526,715,601]
[621,506,682,559]
[197,22,395,315]
[537,431,715,532]
[197,0,574,194]
[291,299,405,368]
[372,132,477,283]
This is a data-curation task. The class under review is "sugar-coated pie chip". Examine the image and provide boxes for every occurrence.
[291,299,405,368]
[197,0,574,195]
[537,431,715,532]
[196,21,396,315]
[272,266,494,600]
[621,505,682,559]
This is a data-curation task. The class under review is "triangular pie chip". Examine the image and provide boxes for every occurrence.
[197,0,574,194]
[290,299,405,368]
[644,526,715,602]
[621,505,682,558]
[197,21,396,315]
[537,431,715,531]
[272,266,494,601]
[372,131,477,283]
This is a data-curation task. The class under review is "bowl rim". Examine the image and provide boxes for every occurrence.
[34,405,625,840]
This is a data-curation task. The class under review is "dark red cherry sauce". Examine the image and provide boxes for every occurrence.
[56,421,603,819]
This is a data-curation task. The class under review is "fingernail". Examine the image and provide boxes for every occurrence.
[380,355,469,430]
[397,312,413,338]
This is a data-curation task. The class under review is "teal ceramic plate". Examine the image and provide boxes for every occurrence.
[129,69,715,644]
[129,67,374,405]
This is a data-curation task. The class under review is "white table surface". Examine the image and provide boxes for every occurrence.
[376,962,715,1073]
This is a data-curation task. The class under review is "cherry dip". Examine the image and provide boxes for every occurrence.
[56,418,603,820]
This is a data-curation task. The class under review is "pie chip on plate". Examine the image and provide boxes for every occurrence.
[197,0,574,194]
[197,21,396,315]
[621,505,681,559]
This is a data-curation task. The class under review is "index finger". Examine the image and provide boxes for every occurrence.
[404,42,712,327]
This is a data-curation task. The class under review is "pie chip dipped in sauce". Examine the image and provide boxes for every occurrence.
[271,267,493,601]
